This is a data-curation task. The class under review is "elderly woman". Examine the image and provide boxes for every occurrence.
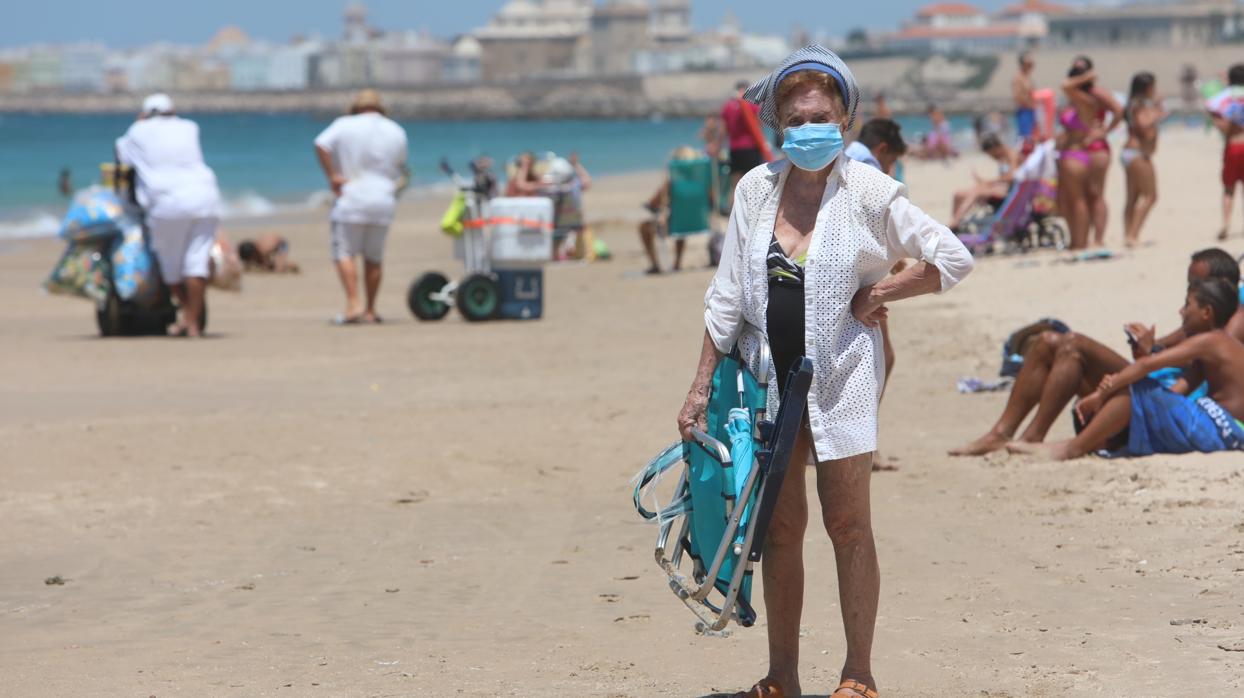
[676,47,974,698]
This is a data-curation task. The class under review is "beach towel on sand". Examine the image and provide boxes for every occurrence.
[1123,378,1244,456]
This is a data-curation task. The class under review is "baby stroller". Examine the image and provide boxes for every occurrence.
[956,142,1067,255]
[632,332,813,633]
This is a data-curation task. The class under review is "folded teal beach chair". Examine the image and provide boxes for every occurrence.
[668,157,713,238]
[634,336,813,633]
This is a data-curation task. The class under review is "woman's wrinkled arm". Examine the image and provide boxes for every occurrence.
[677,331,724,440]
[682,187,750,438]
[883,193,974,293]
[852,193,974,326]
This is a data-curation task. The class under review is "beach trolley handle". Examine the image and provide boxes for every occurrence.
[747,357,814,563]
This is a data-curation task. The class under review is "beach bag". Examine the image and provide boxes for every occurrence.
[44,240,110,303]
[110,221,159,304]
[208,233,243,292]
[60,187,127,243]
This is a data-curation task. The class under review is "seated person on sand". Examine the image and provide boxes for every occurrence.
[911,104,957,161]
[950,248,1244,456]
[638,146,716,274]
[237,234,300,273]
[947,133,1019,230]
[1010,278,1244,460]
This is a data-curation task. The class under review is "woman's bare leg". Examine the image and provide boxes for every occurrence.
[1088,151,1110,246]
[816,451,879,693]
[757,426,812,697]
[1220,185,1235,240]
[1059,159,1091,250]
[1122,159,1139,246]
[1124,158,1157,246]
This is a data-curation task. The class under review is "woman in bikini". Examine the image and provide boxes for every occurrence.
[1057,56,1123,249]
[1120,72,1168,248]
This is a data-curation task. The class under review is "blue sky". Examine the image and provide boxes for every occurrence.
[1,0,1020,49]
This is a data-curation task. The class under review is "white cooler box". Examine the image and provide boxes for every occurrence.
[488,197,554,267]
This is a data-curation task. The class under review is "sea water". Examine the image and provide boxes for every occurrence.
[0,112,970,239]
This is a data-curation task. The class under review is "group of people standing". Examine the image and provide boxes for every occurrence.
[1012,53,1244,249]
[113,89,409,334]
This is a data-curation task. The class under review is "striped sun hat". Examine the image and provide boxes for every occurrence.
[742,45,860,132]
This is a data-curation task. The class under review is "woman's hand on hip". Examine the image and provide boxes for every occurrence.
[677,386,709,442]
[851,285,889,328]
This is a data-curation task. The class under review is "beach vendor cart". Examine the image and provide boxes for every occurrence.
[408,160,553,322]
[42,164,203,336]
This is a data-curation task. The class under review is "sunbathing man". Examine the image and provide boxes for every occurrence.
[1009,278,1244,459]
[949,248,1243,456]
[238,233,300,273]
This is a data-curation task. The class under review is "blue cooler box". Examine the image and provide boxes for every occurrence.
[495,267,543,320]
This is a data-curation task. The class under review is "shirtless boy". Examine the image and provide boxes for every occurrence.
[1009,278,1244,459]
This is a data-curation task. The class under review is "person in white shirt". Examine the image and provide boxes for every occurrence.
[115,93,221,337]
[314,89,409,324]
[677,47,973,698]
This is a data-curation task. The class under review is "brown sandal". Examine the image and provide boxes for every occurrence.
[832,679,878,698]
[733,677,784,697]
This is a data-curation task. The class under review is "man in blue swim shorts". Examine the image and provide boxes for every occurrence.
[1010,278,1244,459]
[1013,52,1037,140]
[950,248,1243,457]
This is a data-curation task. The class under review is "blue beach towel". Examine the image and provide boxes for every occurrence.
[1123,378,1244,456]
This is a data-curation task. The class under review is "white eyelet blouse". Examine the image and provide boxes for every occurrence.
[704,157,974,461]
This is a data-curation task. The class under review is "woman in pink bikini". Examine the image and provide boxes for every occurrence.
[1057,56,1124,249]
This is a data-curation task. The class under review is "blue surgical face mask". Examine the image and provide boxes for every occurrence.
[781,122,844,172]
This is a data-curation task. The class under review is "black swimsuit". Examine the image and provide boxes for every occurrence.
[766,234,806,394]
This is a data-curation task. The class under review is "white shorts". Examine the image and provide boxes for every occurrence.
[331,222,389,263]
[149,216,218,284]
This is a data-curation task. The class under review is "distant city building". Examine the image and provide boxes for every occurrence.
[1046,0,1244,48]
[444,36,483,83]
[649,0,693,47]
[59,44,109,92]
[885,0,1068,54]
[370,31,450,87]
[472,0,593,81]
[590,2,651,75]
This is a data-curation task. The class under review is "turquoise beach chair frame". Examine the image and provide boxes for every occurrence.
[636,333,813,633]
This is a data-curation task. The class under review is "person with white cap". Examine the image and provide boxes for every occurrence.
[115,93,221,337]
[314,89,409,324]
[675,46,975,698]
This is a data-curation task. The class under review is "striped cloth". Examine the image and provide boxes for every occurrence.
[742,44,860,132]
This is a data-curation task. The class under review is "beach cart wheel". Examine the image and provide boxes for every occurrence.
[408,272,451,321]
[456,273,500,322]
[96,292,123,337]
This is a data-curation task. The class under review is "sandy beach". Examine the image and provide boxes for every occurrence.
[2,126,1243,697]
